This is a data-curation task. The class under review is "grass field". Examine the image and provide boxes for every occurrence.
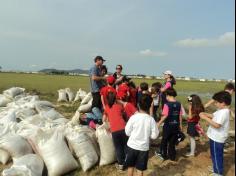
[0,72,235,176]
[0,72,234,109]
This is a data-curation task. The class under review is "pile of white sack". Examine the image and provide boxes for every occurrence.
[58,88,87,102]
[0,87,116,176]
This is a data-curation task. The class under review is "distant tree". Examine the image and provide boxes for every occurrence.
[0,66,2,72]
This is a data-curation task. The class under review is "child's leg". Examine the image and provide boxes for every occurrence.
[112,130,126,166]
[190,137,196,155]
[168,134,177,160]
[210,139,224,175]
[128,167,134,176]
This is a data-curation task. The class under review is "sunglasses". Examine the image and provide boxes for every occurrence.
[116,68,122,70]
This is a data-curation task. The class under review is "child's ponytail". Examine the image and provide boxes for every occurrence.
[107,92,116,108]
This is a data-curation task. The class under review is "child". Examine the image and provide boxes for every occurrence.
[128,81,138,107]
[150,82,162,121]
[125,94,159,176]
[156,88,183,161]
[200,91,232,176]
[100,75,117,110]
[137,82,152,114]
[103,92,128,172]
[117,76,131,98]
[117,91,137,120]
[185,94,205,157]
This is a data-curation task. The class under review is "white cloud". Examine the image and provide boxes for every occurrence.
[139,49,168,57]
[30,64,38,67]
[174,32,235,47]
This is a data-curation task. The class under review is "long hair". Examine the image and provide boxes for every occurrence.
[190,94,205,116]
[170,75,176,85]
[107,92,116,108]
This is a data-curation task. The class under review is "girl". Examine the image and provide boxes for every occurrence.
[150,82,162,121]
[185,95,205,157]
[160,70,176,109]
[128,81,138,107]
[156,88,183,161]
[103,92,128,172]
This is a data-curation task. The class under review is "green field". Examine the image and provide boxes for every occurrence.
[0,72,234,108]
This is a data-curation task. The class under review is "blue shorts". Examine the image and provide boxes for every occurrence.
[125,146,149,171]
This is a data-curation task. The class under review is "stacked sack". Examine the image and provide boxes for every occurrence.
[0,87,116,176]
[57,88,87,102]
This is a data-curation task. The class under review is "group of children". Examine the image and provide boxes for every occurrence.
[84,68,235,176]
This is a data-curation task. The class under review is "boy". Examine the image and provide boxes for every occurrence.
[125,94,159,176]
[100,75,117,110]
[200,91,232,176]
[156,88,183,161]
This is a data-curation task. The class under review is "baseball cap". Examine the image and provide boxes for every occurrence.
[106,75,115,84]
[163,70,173,75]
[94,56,106,62]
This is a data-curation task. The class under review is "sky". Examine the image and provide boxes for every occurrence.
[0,0,235,79]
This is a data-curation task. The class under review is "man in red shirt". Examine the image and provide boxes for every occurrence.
[100,75,117,110]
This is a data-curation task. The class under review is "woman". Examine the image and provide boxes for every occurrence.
[160,70,176,109]
[113,65,124,89]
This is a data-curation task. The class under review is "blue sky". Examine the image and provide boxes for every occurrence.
[0,0,235,79]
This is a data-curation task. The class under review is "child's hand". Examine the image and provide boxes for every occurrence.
[199,112,207,120]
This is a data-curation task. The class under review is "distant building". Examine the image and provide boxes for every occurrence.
[184,77,191,81]
[199,79,206,82]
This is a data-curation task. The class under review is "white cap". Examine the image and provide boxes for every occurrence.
[163,70,173,75]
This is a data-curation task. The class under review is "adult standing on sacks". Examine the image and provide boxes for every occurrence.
[113,65,124,90]
[89,56,107,111]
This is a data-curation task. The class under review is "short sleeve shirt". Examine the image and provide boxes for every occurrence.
[100,86,117,105]
[89,65,103,93]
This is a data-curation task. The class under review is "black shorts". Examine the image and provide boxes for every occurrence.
[187,122,199,137]
[125,146,149,171]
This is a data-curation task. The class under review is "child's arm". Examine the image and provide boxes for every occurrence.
[188,103,193,119]
[101,95,106,110]
[150,100,154,116]
[199,112,221,129]
[125,118,133,137]
[204,99,214,108]
[151,118,159,139]
[179,115,183,131]
[157,115,168,127]
[102,114,108,123]
[199,112,213,119]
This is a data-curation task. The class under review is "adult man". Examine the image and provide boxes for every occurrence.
[89,56,106,110]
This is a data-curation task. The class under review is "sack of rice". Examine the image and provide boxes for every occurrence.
[0,133,33,158]
[39,109,64,121]
[80,93,92,105]
[96,124,116,166]
[66,132,98,172]
[3,87,25,99]
[65,88,75,102]
[58,89,68,102]
[2,154,44,176]
[34,101,55,113]
[0,149,10,165]
[35,130,78,176]
[78,99,92,113]
[0,95,12,107]
[74,89,87,102]
[0,110,16,125]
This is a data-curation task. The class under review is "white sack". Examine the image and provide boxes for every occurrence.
[39,109,64,121]
[57,89,68,102]
[80,92,92,105]
[0,133,33,158]
[78,99,93,113]
[65,88,75,102]
[2,154,44,176]
[0,94,12,107]
[3,87,25,99]
[96,124,116,166]
[36,130,78,176]
[66,132,98,172]
[0,148,10,164]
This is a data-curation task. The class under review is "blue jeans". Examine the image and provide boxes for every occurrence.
[86,107,102,123]
[210,139,224,175]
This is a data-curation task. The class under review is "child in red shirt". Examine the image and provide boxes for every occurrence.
[103,92,128,171]
[128,81,138,107]
[100,75,117,110]
[117,76,131,99]
[117,91,137,120]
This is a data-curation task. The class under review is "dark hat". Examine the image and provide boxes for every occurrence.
[122,76,131,82]
[94,56,106,62]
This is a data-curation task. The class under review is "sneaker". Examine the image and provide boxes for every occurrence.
[208,166,214,173]
[155,151,164,160]
[115,164,125,173]
[185,153,195,157]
